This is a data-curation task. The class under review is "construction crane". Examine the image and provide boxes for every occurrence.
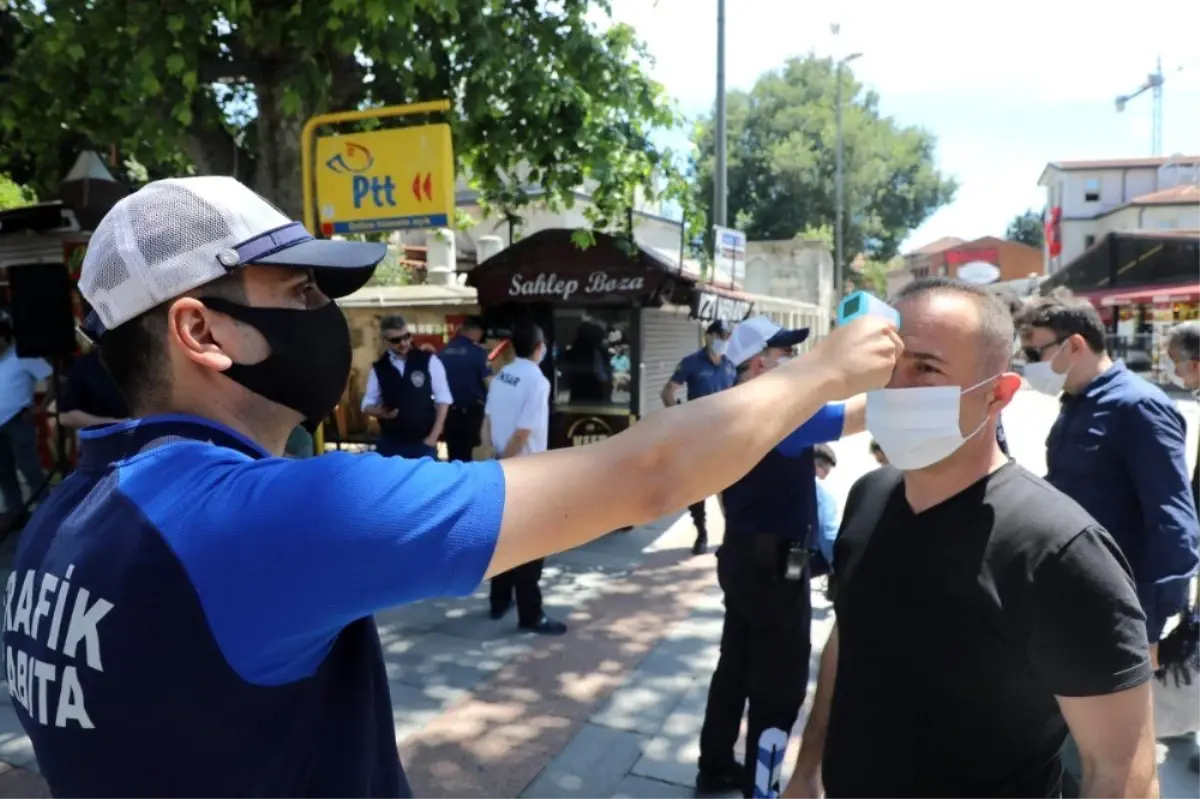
[1115,56,1189,157]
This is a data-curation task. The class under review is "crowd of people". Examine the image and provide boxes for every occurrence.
[0,174,1196,799]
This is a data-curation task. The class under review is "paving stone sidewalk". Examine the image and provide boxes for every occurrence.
[0,403,1198,799]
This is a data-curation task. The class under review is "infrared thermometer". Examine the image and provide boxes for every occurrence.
[837,291,900,328]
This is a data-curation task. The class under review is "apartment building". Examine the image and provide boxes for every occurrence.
[1038,155,1200,272]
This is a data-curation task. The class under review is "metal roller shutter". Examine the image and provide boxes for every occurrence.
[0,238,64,270]
[639,305,701,415]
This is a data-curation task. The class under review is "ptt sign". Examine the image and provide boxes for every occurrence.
[314,123,454,235]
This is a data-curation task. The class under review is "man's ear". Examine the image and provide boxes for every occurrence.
[166,297,234,372]
[991,372,1023,411]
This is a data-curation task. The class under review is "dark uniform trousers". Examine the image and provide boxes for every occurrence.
[489,558,545,626]
[699,533,812,798]
[444,405,484,463]
[689,498,707,533]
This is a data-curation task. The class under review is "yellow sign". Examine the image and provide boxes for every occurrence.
[314,123,454,235]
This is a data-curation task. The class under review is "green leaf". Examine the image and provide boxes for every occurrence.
[165,53,187,76]
[280,86,303,117]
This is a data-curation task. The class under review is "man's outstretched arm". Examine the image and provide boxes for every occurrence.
[489,317,900,576]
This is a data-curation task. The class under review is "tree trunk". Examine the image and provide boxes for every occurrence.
[252,73,308,221]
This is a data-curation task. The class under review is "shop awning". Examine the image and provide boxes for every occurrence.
[1096,282,1200,306]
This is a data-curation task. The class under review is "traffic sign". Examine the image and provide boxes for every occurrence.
[713,225,746,285]
[314,123,454,234]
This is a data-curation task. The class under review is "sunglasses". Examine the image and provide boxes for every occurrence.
[1021,338,1065,364]
[386,334,412,345]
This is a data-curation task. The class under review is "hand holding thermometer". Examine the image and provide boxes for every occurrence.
[837,290,900,328]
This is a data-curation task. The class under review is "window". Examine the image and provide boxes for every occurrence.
[551,308,634,412]
[1084,178,1101,203]
[1084,234,1096,248]
[1158,219,1179,230]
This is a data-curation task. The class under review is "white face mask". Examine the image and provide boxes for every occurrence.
[866,376,997,471]
[1023,344,1071,396]
[710,338,728,356]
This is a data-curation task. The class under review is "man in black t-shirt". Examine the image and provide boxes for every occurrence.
[784,278,1157,799]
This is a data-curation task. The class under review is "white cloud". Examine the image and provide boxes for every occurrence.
[604,0,1200,250]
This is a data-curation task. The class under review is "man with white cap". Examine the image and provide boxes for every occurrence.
[696,316,865,798]
[0,177,901,798]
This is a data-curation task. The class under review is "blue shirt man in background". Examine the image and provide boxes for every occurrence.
[696,317,866,798]
[3,176,905,797]
[1017,290,1199,797]
[662,320,736,554]
[438,317,492,462]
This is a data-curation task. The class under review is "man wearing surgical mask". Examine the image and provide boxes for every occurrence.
[1016,291,1197,671]
[1165,321,1200,511]
[1160,320,1200,778]
[786,278,1158,799]
[662,320,737,554]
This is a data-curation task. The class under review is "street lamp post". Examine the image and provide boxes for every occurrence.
[714,0,728,229]
[833,50,861,302]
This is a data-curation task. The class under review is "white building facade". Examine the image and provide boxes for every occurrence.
[1038,155,1200,272]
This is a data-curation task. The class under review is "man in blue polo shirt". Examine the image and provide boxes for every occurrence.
[1,176,904,797]
[696,317,865,798]
[1018,290,1199,795]
[662,320,736,553]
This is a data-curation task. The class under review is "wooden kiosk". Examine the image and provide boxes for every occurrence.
[466,229,752,451]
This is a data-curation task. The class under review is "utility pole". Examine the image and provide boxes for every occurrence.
[834,58,845,302]
[714,0,727,229]
[832,23,861,301]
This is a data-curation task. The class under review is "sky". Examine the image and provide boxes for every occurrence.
[602,0,1200,252]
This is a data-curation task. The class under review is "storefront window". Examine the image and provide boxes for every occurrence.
[551,308,634,412]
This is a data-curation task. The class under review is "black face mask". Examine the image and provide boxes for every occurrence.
[199,296,352,425]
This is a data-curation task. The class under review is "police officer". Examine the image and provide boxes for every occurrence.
[1,175,902,798]
[480,320,566,635]
[661,320,736,553]
[696,317,865,798]
[438,317,492,462]
[361,314,453,459]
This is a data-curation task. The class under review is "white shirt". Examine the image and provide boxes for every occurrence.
[360,352,453,410]
[0,348,51,426]
[485,358,550,456]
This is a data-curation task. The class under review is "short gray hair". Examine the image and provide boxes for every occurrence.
[379,315,407,333]
[1167,321,1200,361]
[893,277,1014,377]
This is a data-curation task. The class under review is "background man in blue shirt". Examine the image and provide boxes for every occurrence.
[1017,289,1199,662]
[2,176,903,798]
[439,317,492,462]
[696,317,865,798]
[1018,290,1198,796]
[661,320,736,554]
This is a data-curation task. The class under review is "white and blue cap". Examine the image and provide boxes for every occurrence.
[725,316,810,367]
[78,176,386,336]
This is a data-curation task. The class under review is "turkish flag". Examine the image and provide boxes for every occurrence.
[1044,207,1062,257]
